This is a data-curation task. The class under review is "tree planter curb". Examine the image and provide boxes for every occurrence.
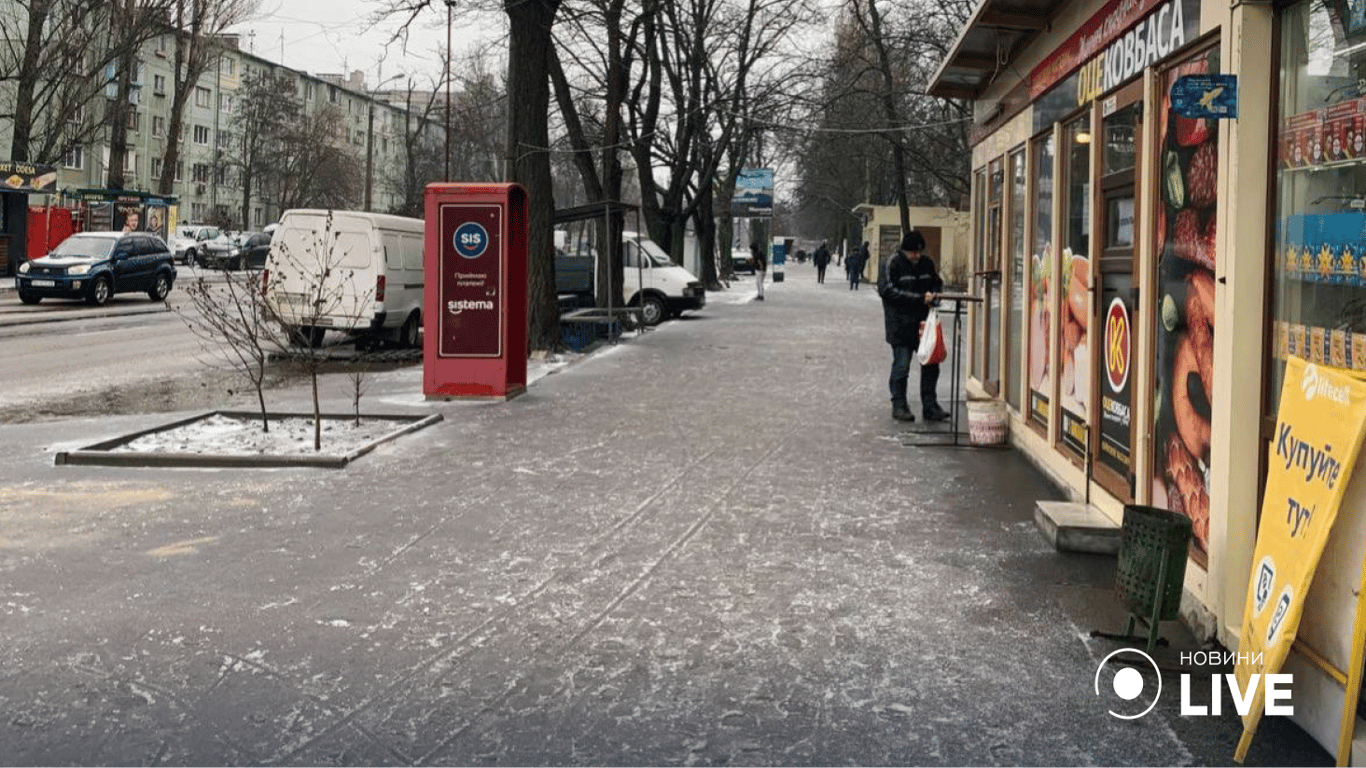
[54,411,443,469]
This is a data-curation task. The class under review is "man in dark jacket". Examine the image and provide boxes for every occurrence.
[813,241,831,284]
[847,241,870,290]
[878,230,950,422]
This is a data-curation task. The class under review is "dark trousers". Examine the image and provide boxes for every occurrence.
[890,345,942,412]
[920,362,941,410]
[816,264,827,283]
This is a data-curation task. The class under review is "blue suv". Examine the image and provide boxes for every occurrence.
[15,231,177,306]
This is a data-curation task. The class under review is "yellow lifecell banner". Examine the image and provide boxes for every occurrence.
[1235,356,1366,762]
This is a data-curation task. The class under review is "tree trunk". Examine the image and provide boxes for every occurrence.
[9,1,51,163]
[866,0,911,232]
[504,0,561,352]
[105,49,135,189]
[106,1,138,190]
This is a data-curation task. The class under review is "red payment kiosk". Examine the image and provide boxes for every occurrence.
[424,183,528,400]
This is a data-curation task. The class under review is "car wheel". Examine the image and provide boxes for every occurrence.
[148,273,171,301]
[639,294,667,326]
[86,275,111,306]
[398,312,421,349]
[17,290,40,305]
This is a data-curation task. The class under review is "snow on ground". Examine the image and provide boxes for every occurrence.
[111,413,403,456]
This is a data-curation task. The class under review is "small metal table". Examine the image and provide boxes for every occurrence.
[902,293,1003,449]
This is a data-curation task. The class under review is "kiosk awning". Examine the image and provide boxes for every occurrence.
[927,0,1062,100]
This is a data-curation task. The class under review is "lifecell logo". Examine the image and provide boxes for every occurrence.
[1302,363,1350,404]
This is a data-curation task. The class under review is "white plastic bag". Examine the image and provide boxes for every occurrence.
[917,310,947,365]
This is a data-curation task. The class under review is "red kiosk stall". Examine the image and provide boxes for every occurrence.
[423,183,528,400]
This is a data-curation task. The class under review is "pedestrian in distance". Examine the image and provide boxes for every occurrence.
[878,230,950,422]
[750,241,767,301]
[847,242,869,290]
[813,241,831,284]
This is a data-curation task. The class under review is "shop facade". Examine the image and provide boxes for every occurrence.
[933,0,1366,745]
[929,0,1279,649]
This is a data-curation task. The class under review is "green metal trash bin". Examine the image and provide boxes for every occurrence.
[1114,504,1192,652]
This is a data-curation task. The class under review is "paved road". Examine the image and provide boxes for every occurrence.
[0,262,1331,765]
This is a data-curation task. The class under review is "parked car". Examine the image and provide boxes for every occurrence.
[171,224,231,267]
[622,232,705,325]
[731,248,756,274]
[15,231,177,306]
[205,231,271,270]
[555,232,705,326]
[264,210,425,348]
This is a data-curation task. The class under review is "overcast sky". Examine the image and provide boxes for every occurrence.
[228,0,499,88]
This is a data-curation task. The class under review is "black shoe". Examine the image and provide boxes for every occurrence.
[924,406,951,422]
[756,295,764,301]
[892,407,915,422]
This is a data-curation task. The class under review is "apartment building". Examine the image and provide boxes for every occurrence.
[2,28,425,233]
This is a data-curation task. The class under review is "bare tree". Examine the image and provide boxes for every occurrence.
[376,0,561,351]
[621,0,816,277]
[795,0,972,238]
[272,104,363,210]
[159,0,260,196]
[231,70,295,220]
[176,268,281,432]
[1,0,170,164]
[265,212,374,450]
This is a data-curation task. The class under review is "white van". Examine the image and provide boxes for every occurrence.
[264,209,425,347]
[621,231,705,325]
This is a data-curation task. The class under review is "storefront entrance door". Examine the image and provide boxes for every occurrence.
[1091,96,1141,500]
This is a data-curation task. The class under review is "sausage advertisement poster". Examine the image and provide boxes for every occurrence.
[1151,47,1219,560]
[1232,355,1366,762]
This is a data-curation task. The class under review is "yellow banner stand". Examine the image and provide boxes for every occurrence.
[1235,357,1366,764]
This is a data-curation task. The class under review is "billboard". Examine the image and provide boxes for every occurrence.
[732,169,773,217]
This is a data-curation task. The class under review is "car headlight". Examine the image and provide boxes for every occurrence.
[68,264,91,275]
[18,261,29,274]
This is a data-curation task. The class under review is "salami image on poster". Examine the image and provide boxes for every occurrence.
[439,204,503,358]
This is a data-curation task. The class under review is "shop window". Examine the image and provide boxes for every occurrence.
[1094,96,1142,502]
[1007,146,1027,412]
[1059,115,1092,458]
[972,168,987,381]
[1028,133,1055,430]
[982,157,1004,395]
[1272,0,1366,402]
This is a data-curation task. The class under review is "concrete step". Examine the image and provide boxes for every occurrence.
[1034,500,1121,555]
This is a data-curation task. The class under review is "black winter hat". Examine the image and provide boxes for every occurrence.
[900,231,925,252]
